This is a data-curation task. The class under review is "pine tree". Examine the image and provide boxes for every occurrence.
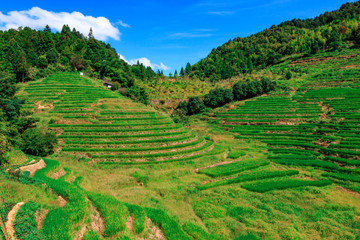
[185,62,191,75]
[88,27,94,39]
[180,67,185,77]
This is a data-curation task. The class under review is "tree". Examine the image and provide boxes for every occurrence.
[46,49,59,64]
[180,67,185,77]
[232,82,248,100]
[204,88,234,108]
[176,101,188,115]
[88,27,94,39]
[38,55,48,69]
[44,25,51,33]
[247,81,258,97]
[21,128,58,157]
[12,50,29,83]
[0,134,10,166]
[70,55,87,70]
[187,97,205,115]
[185,62,191,75]
[4,98,25,121]
[260,77,272,93]
[174,70,178,78]
[0,73,17,100]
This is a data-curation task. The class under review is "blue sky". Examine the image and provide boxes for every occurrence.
[0,0,356,74]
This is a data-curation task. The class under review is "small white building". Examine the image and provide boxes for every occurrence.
[103,79,112,88]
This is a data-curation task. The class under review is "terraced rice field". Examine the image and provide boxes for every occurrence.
[20,73,216,164]
[2,157,192,240]
[213,88,360,192]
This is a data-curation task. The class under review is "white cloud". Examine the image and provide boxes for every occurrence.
[119,54,170,71]
[0,7,121,41]
[116,20,130,28]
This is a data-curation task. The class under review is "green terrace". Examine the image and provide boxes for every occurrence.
[19,73,218,164]
[213,87,360,191]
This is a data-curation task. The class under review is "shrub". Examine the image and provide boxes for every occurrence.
[203,88,233,108]
[232,82,248,100]
[21,128,57,157]
[187,97,205,115]
[14,201,44,240]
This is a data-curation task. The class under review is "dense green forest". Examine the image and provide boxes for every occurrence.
[0,25,158,83]
[182,1,360,81]
[0,24,160,105]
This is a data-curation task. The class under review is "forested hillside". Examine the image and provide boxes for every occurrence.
[0,25,158,86]
[187,1,360,81]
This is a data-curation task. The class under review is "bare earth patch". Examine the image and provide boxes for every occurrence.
[50,168,66,180]
[58,196,68,207]
[19,159,46,177]
[336,186,360,197]
[138,217,166,240]
[5,202,25,240]
[35,208,49,230]
[89,198,104,234]
[71,176,77,182]
[126,215,135,232]
[74,225,88,240]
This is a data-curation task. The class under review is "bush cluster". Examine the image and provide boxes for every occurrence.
[176,78,275,116]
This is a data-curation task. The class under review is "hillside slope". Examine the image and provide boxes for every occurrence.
[0,70,358,239]
[19,72,219,165]
[188,1,360,81]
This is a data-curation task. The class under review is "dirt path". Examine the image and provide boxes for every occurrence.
[74,225,88,240]
[5,202,25,240]
[74,198,104,240]
[138,217,166,240]
[126,215,134,232]
[35,208,49,230]
[19,159,46,177]
[89,199,104,233]
[50,168,66,180]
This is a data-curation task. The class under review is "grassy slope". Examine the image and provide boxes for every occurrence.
[1,50,360,239]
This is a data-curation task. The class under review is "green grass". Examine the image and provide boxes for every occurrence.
[273,159,339,170]
[197,170,300,190]
[87,193,128,237]
[322,172,360,183]
[145,208,191,240]
[242,179,333,193]
[198,159,269,177]
[14,201,44,240]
